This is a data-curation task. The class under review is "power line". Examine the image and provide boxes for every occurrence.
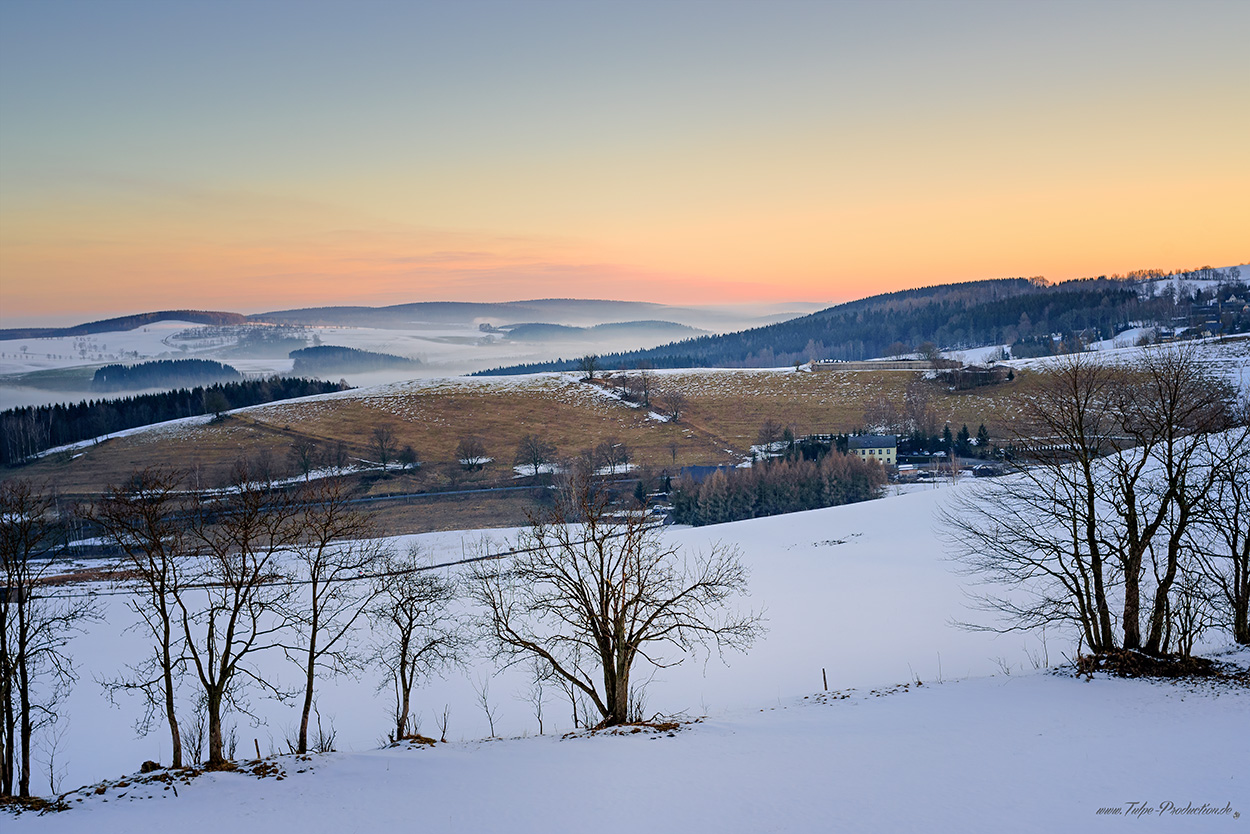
[24,523,666,601]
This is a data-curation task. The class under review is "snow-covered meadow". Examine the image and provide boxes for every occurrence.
[9,480,1248,831]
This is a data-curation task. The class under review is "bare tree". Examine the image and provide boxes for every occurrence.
[943,348,1240,656]
[577,354,599,381]
[1,480,97,797]
[283,477,388,755]
[593,438,630,475]
[1105,346,1237,653]
[917,342,941,363]
[472,675,500,738]
[472,471,763,727]
[434,704,451,743]
[636,363,654,408]
[251,447,278,487]
[517,659,552,735]
[368,549,464,742]
[756,419,784,458]
[862,394,901,435]
[370,425,397,470]
[941,354,1122,652]
[656,389,688,423]
[398,445,420,471]
[514,434,556,477]
[456,436,490,471]
[178,465,300,767]
[288,438,319,481]
[90,468,192,768]
[903,379,938,438]
[886,341,911,359]
[1193,425,1250,644]
[325,440,350,474]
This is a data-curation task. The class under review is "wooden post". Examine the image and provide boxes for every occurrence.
[254,739,261,760]
[822,668,828,691]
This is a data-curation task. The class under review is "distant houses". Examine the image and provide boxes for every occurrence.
[847,434,897,466]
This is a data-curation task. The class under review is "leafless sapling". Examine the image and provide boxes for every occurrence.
[283,477,388,755]
[178,464,300,767]
[1,480,98,797]
[90,467,193,768]
[368,548,464,742]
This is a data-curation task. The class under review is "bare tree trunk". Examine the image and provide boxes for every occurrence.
[606,661,630,726]
[207,688,225,767]
[164,636,182,768]
[1144,513,1190,654]
[298,662,316,753]
[1081,462,1115,651]
[398,673,413,739]
[1,623,12,796]
[18,621,30,797]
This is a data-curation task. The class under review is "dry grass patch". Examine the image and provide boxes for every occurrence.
[5,369,1032,496]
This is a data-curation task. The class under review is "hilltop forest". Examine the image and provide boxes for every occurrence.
[477,269,1247,373]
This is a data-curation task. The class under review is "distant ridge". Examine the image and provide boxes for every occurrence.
[3,299,814,341]
[502,320,702,341]
[472,276,1178,374]
[0,310,246,340]
[253,299,673,327]
[251,299,812,329]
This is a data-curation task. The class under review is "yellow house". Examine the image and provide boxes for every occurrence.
[848,434,897,465]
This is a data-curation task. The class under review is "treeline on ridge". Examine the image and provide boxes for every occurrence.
[1,376,349,467]
[91,359,241,392]
[475,269,1246,374]
[290,345,420,374]
[0,309,246,340]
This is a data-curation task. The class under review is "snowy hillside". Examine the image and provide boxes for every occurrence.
[7,483,1248,830]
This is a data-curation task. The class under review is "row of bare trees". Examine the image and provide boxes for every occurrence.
[2,467,759,795]
[0,481,97,798]
[85,468,464,770]
[944,346,1250,655]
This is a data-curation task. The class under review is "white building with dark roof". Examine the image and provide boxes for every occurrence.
[847,434,897,465]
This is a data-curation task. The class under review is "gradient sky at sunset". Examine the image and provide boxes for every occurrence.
[2,0,1247,325]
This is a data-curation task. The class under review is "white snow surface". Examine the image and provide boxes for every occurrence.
[22,670,1249,834]
[10,483,1249,831]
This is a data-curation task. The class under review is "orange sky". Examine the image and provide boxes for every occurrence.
[2,1,1248,324]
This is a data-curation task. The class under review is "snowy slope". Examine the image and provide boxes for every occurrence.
[13,662,1248,833]
[9,481,1249,833]
[29,486,1059,791]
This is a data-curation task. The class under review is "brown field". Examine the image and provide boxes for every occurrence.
[4,368,1032,499]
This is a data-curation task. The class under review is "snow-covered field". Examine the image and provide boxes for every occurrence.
[19,668,1247,834]
[9,482,1248,831]
[1006,335,1250,390]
